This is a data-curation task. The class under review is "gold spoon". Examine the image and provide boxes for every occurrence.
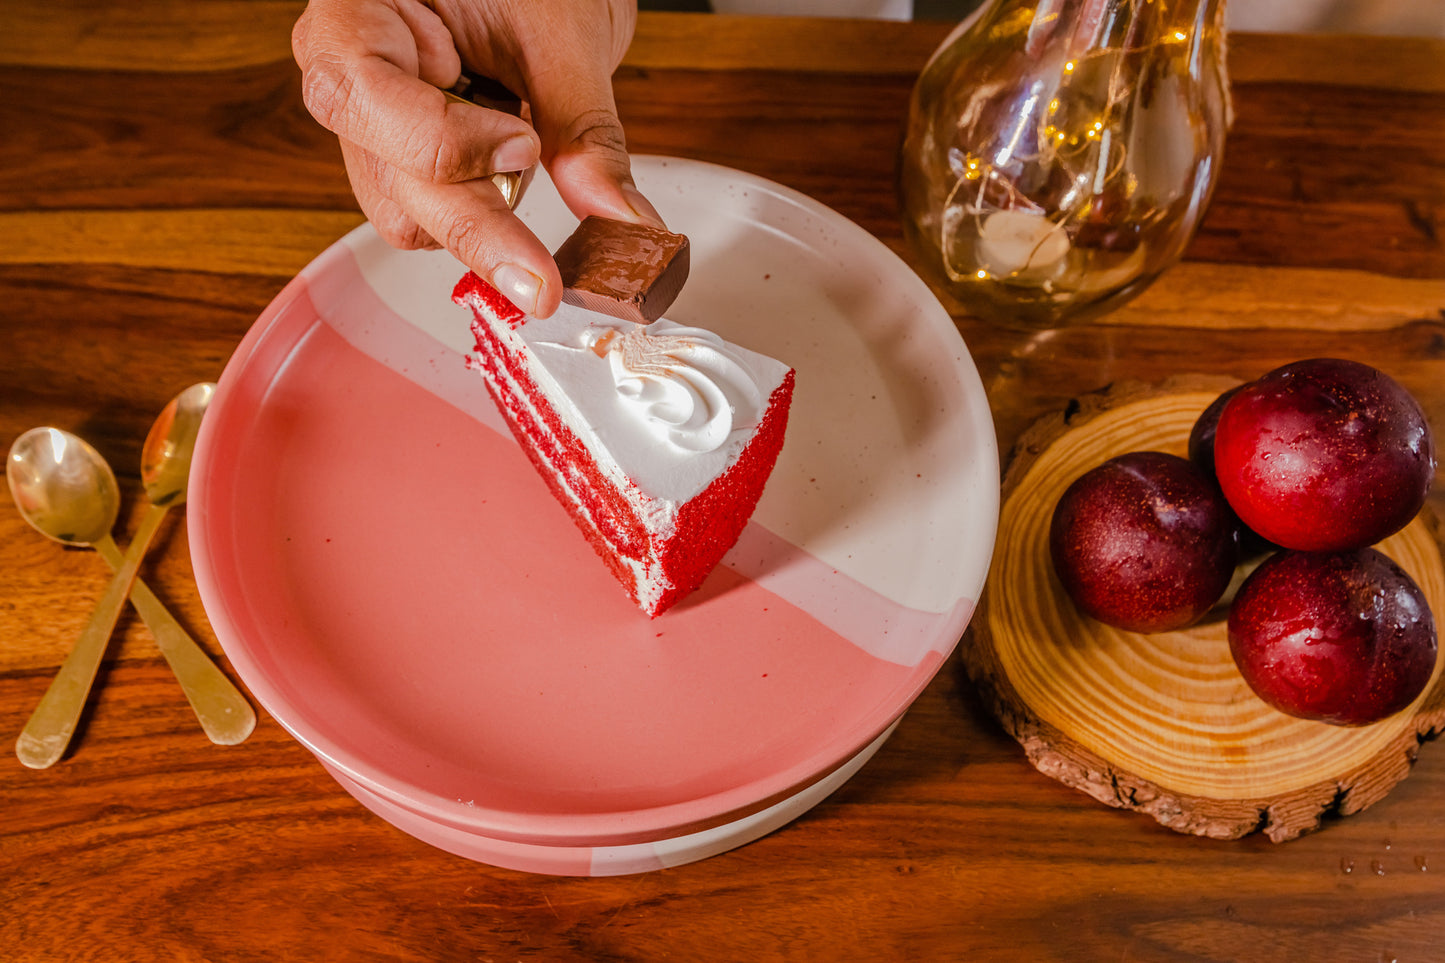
[9,385,254,768]
[441,69,533,210]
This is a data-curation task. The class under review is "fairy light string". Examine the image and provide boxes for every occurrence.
[938,0,1224,294]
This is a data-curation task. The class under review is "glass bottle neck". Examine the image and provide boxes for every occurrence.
[1018,0,1225,59]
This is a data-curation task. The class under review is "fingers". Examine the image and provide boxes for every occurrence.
[541,107,664,229]
[503,1,664,230]
[294,0,661,319]
[341,139,439,250]
[390,0,463,88]
[343,135,560,316]
[293,0,539,187]
[388,161,562,318]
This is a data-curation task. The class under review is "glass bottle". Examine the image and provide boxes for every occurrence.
[898,0,1230,328]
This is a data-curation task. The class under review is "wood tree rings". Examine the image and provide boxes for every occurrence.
[965,376,1445,841]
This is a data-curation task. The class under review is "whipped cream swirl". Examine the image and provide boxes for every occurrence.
[590,320,765,453]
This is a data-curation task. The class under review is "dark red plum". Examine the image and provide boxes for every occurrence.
[1187,384,1242,480]
[1228,548,1438,726]
[1050,451,1239,633]
[1189,383,1276,560]
[1213,358,1435,552]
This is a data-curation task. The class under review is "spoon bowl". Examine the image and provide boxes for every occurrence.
[7,428,121,547]
[142,381,213,507]
[11,384,254,768]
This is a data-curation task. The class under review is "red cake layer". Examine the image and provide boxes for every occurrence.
[477,354,642,598]
[453,271,793,617]
[469,302,648,565]
[653,373,794,614]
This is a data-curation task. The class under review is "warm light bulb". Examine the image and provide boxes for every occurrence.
[897,0,1229,325]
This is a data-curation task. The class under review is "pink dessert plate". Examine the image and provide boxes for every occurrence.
[188,155,999,875]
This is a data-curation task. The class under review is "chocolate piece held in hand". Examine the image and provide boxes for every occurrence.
[553,216,690,324]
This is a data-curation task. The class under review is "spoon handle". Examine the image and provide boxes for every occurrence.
[15,504,168,769]
[93,535,257,746]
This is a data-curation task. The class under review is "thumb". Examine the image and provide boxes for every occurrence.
[523,57,664,229]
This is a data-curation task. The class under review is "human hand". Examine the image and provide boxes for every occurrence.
[292,0,661,317]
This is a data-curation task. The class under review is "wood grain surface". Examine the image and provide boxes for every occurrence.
[2,5,1443,962]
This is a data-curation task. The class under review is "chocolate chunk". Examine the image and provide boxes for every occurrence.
[553,216,690,324]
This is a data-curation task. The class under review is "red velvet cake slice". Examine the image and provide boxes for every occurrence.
[453,269,794,617]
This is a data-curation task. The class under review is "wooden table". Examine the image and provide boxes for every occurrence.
[3,6,1443,960]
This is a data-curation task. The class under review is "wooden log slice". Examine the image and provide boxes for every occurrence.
[964,375,1445,842]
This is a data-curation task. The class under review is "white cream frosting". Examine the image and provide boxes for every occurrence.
[592,321,765,454]
[513,303,791,508]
